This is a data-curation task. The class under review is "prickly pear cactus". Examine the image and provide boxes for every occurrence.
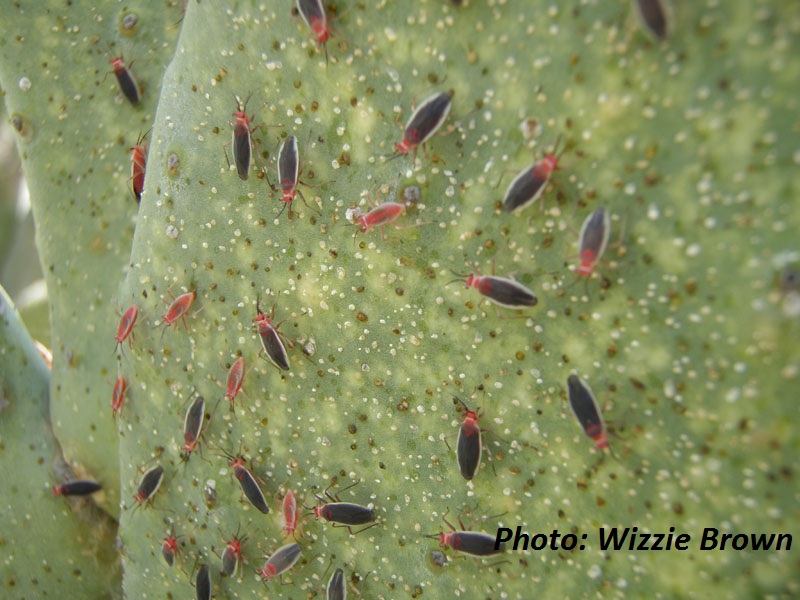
[1,1,798,598]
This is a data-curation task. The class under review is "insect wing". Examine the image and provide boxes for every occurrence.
[454,531,505,556]
[162,538,177,567]
[54,480,103,496]
[404,92,452,146]
[481,277,538,308]
[221,545,238,577]
[502,165,548,212]
[136,465,165,503]
[233,123,251,180]
[297,0,326,32]
[567,375,606,443]
[196,563,211,600]
[278,136,300,192]
[456,420,481,480]
[578,208,611,268]
[235,466,270,514]
[263,542,302,579]
[183,395,206,447]
[327,568,346,600]
[323,502,376,526]
[259,327,291,371]
[634,0,671,41]
[113,60,141,105]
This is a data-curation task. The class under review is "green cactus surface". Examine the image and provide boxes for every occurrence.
[0,286,119,596]
[1,0,798,598]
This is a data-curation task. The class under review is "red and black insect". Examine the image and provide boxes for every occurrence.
[114,305,139,352]
[283,489,299,538]
[453,398,483,481]
[310,483,377,535]
[221,528,247,577]
[252,298,291,371]
[162,526,180,567]
[437,529,504,556]
[227,454,270,514]
[448,271,538,309]
[271,135,312,216]
[327,567,346,600]
[392,91,452,160]
[258,542,302,582]
[161,289,196,335]
[52,480,102,497]
[633,0,671,41]
[574,207,611,279]
[428,511,506,557]
[109,55,141,105]
[224,357,246,410]
[181,393,206,459]
[502,139,562,212]
[296,0,331,64]
[133,465,165,506]
[111,376,128,418]
[567,374,608,449]
[195,563,211,600]
[130,131,148,202]
[228,94,255,180]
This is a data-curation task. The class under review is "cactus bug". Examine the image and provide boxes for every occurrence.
[111,376,128,417]
[454,398,483,481]
[229,94,255,180]
[392,91,452,160]
[296,0,330,64]
[224,357,246,410]
[221,528,247,577]
[311,483,377,534]
[109,55,140,105]
[133,465,165,506]
[567,374,608,449]
[270,135,313,216]
[427,511,506,557]
[283,489,299,537]
[162,527,180,567]
[129,131,148,203]
[114,305,139,352]
[52,480,102,497]
[436,529,505,557]
[575,207,611,279]
[502,138,562,213]
[448,271,538,309]
[161,289,196,334]
[226,454,270,514]
[252,298,291,371]
[313,502,376,532]
[351,202,406,237]
[195,563,211,600]
[633,0,671,41]
[181,393,206,459]
[327,567,346,600]
[161,536,178,567]
[258,542,302,582]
